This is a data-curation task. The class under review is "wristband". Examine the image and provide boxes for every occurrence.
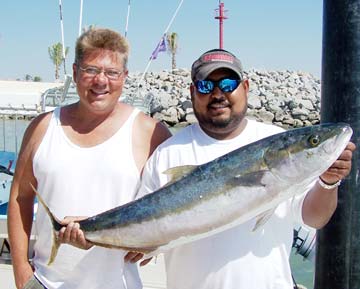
[318,177,341,190]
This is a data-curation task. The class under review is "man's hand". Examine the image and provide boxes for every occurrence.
[320,141,356,185]
[124,251,153,266]
[14,263,34,289]
[58,216,93,250]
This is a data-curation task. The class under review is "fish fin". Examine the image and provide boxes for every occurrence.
[48,231,61,265]
[90,240,158,255]
[231,170,268,187]
[162,165,198,185]
[30,183,62,265]
[252,208,275,231]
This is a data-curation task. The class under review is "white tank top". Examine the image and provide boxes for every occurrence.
[32,107,142,289]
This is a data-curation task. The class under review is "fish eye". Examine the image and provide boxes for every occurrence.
[308,135,321,147]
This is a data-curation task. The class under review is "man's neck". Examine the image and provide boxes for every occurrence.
[200,118,248,140]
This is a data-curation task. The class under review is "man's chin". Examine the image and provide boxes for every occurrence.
[209,118,232,128]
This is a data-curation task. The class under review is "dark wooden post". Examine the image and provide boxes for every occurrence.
[315,1,360,288]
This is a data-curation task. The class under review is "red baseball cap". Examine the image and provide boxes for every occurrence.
[191,49,243,82]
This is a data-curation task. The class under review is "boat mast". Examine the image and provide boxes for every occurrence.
[125,0,131,38]
[58,0,67,76]
[78,0,84,36]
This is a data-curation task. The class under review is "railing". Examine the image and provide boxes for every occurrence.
[122,91,153,115]
[40,75,79,112]
[0,112,32,157]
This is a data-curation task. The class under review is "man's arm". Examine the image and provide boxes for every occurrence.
[132,112,172,173]
[7,114,50,289]
[302,141,356,229]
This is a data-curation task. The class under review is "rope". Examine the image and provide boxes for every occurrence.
[292,274,299,289]
[138,0,184,87]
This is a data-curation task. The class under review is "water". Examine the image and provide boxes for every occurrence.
[0,119,315,288]
[291,250,314,288]
[0,118,31,154]
[0,118,30,204]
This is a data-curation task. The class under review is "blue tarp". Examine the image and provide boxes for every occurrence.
[0,202,7,217]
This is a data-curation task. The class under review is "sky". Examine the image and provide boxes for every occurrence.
[0,1,323,82]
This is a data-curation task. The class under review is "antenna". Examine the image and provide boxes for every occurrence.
[214,1,228,49]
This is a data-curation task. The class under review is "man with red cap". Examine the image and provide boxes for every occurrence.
[136,48,355,289]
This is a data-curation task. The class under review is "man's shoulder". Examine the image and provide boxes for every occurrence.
[147,124,198,164]
[27,110,53,138]
[16,110,53,163]
[158,124,197,149]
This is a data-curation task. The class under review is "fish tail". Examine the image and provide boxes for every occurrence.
[48,231,61,265]
[30,183,62,265]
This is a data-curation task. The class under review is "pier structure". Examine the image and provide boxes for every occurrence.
[214,1,228,49]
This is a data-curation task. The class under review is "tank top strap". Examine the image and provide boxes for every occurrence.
[52,107,61,125]
[124,107,140,129]
[113,108,141,168]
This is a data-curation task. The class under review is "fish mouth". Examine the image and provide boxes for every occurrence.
[339,125,353,142]
[323,125,353,155]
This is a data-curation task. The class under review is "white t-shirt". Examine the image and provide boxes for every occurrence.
[138,119,307,289]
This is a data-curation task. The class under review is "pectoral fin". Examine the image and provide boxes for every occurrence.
[252,208,276,231]
[228,170,269,187]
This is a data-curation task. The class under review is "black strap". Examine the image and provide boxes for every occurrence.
[292,274,299,289]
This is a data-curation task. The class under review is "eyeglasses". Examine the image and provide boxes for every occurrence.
[195,78,241,94]
[79,66,124,80]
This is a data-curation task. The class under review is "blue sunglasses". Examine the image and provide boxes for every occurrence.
[195,78,241,94]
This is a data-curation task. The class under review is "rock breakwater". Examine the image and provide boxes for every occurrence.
[123,68,321,129]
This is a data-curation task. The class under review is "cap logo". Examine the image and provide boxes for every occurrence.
[203,53,234,63]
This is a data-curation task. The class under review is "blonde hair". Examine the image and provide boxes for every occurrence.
[75,28,129,69]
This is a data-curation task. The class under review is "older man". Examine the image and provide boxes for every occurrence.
[8,28,171,289]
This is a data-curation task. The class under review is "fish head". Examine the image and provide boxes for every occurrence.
[263,123,353,185]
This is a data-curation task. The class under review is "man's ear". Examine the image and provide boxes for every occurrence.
[72,63,78,82]
[242,79,249,93]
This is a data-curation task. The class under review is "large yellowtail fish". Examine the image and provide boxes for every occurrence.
[35,123,353,265]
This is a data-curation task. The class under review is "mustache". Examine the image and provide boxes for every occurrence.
[207,98,230,108]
